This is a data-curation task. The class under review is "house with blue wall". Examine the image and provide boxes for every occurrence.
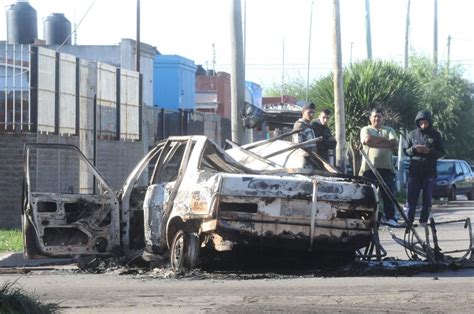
[153,55,196,110]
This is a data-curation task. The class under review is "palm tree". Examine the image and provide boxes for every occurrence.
[311,60,420,174]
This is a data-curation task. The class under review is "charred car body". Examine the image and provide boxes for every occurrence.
[22,136,379,269]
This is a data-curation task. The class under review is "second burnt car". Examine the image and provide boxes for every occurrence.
[22,135,379,270]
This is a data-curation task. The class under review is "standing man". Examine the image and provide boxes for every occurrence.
[293,102,317,152]
[311,108,337,161]
[405,110,445,226]
[359,108,399,225]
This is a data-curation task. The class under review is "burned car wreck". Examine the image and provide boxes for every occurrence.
[22,136,379,270]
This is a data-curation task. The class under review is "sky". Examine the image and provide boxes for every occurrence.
[2,0,474,92]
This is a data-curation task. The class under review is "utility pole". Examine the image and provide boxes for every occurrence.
[365,0,372,60]
[350,42,353,64]
[433,0,438,72]
[447,35,451,71]
[332,0,346,172]
[306,0,314,102]
[230,0,245,144]
[136,0,140,72]
[281,38,285,104]
[404,0,411,69]
[243,0,246,67]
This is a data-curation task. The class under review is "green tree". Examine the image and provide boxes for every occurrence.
[263,76,307,100]
[408,56,474,161]
[312,60,420,174]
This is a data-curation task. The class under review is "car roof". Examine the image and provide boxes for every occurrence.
[438,159,463,162]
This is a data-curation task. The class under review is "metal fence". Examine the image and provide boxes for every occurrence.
[0,44,141,140]
[0,43,32,131]
[145,106,231,147]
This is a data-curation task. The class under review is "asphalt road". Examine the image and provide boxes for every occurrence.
[1,200,473,313]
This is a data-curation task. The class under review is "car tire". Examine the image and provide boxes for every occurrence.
[170,230,200,271]
[467,189,474,201]
[448,186,457,201]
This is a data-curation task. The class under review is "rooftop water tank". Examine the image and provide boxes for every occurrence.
[6,0,38,44]
[44,13,72,45]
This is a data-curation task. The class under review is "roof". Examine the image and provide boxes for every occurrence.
[195,92,218,104]
[262,95,297,105]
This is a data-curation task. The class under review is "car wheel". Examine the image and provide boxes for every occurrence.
[448,186,457,201]
[467,189,474,201]
[170,230,199,271]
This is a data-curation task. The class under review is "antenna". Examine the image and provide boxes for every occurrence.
[73,10,77,45]
[73,22,77,45]
[56,0,96,51]
[212,43,216,74]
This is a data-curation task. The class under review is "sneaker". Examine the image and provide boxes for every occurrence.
[420,222,428,228]
[397,221,407,228]
[386,218,398,226]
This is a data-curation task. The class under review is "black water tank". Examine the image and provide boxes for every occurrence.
[6,0,38,44]
[44,13,72,45]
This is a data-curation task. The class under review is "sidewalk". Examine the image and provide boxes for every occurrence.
[0,252,76,268]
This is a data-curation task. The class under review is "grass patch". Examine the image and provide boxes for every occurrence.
[0,229,23,252]
[0,280,59,313]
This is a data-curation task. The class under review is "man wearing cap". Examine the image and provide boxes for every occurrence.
[292,103,317,152]
[405,110,445,226]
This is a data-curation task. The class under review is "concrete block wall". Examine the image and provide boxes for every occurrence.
[0,133,143,228]
[0,109,228,229]
[96,140,144,190]
[0,133,37,228]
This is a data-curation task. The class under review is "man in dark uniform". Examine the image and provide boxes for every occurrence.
[311,108,337,161]
[405,110,445,226]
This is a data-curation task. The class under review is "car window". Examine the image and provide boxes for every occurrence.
[200,141,253,174]
[455,162,463,175]
[437,161,455,175]
[460,162,471,175]
[153,142,188,184]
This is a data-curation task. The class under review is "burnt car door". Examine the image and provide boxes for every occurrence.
[143,139,193,253]
[460,161,474,197]
[22,144,120,258]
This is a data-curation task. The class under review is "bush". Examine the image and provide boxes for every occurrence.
[0,280,59,313]
[0,229,23,252]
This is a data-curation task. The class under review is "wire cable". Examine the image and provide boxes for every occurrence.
[56,0,97,51]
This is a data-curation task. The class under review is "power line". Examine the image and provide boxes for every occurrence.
[56,0,97,51]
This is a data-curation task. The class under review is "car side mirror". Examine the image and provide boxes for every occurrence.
[455,172,463,177]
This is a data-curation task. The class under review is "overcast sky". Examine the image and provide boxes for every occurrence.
[2,0,473,91]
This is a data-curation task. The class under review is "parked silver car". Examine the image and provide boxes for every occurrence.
[433,159,474,201]
[22,136,379,269]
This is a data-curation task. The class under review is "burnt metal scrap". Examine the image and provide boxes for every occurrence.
[360,150,473,266]
[21,133,472,272]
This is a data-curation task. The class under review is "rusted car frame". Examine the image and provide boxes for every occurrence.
[22,136,380,269]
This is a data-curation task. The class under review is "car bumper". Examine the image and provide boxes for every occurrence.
[433,185,451,197]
